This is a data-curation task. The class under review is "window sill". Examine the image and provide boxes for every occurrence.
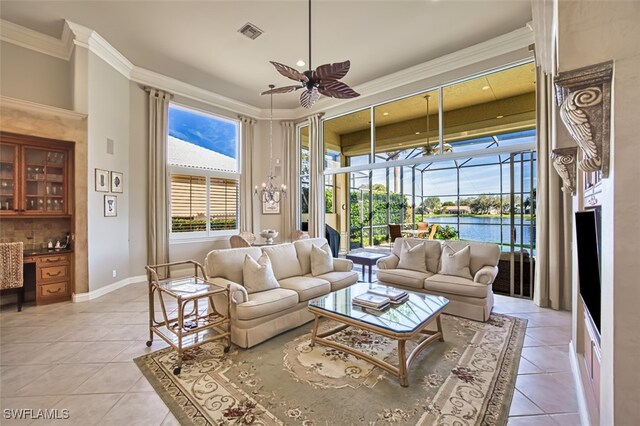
[170,231,237,245]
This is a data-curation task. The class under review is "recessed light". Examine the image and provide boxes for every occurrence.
[415,132,421,135]
[296,59,306,67]
[398,143,403,146]
[383,112,389,116]
[482,85,490,91]
[496,115,504,119]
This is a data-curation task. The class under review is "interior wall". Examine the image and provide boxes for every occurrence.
[85,51,131,290]
[557,0,640,423]
[0,41,72,110]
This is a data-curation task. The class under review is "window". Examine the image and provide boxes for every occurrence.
[168,104,240,239]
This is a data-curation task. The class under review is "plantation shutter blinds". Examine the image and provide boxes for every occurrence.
[170,174,207,232]
[209,177,238,231]
[170,174,238,233]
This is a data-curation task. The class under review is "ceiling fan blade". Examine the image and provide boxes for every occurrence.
[270,61,309,83]
[318,80,360,99]
[313,60,351,81]
[300,88,320,109]
[261,85,303,95]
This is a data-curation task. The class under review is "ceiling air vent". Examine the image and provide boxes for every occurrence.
[238,23,264,40]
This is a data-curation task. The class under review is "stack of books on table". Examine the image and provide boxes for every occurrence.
[352,292,391,311]
[367,286,409,304]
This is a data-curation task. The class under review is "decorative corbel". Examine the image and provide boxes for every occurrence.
[551,147,578,195]
[554,61,612,178]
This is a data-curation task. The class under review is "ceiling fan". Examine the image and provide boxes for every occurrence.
[261,0,360,108]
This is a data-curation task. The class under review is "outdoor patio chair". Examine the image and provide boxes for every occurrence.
[428,224,438,240]
[388,224,402,242]
[417,221,429,238]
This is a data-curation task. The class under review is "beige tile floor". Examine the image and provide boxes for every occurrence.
[0,283,581,425]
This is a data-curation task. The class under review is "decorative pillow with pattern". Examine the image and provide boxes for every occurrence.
[311,244,334,276]
[398,240,427,272]
[243,253,280,294]
[438,244,472,279]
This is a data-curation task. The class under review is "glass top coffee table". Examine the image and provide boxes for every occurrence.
[308,282,449,387]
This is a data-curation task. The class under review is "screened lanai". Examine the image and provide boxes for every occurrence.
[300,61,538,297]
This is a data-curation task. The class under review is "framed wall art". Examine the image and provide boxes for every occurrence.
[104,195,117,217]
[262,201,280,215]
[95,169,109,192]
[111,171,123,193]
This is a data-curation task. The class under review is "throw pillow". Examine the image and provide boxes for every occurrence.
[243,253,280,294]
[311,244,334,276]
[397,240,426,272]
[438,244,473,279]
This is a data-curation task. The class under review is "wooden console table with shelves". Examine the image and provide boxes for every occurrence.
[145,260,231,375]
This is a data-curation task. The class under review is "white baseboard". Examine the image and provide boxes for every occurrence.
[569,341,593,426]
[72,267,194,302]
[72,274,146,302]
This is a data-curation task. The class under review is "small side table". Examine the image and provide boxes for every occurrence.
[345,252,388,283]
[145,260,231,375]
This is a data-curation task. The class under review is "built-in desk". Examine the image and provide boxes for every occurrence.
[23,248,73,305]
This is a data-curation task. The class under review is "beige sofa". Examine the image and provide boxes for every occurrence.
[204,238,359,348]
[376,238,500,322]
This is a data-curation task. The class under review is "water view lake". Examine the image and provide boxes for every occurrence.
[427,216,535,248]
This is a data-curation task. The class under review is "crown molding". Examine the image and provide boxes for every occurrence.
[2,19,533,120]
[65,20,265,117]
[0,19,73,60]
[65,21,133,79]
[0,96,87,120]
[294,25,534,117]
[129,67,263,118]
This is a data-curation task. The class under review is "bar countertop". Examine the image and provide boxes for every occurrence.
[23,247,73,257]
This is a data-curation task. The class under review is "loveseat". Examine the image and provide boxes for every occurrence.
[204,238,359,348]
[376,238,500,321]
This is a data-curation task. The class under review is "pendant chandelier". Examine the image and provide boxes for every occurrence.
[255,85,286,204]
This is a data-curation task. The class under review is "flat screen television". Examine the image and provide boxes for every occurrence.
[575,208,601,335]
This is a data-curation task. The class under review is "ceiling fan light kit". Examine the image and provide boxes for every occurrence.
[262,0,360,108]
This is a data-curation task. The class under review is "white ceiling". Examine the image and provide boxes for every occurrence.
[0,1,532,109]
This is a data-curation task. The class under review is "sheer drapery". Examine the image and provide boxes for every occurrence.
[146,88,173,274]
[239,116,256,233]
[281,121,298,238]
[308,113,325,238]
[534,67,572,310]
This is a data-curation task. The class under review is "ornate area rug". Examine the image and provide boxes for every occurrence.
[135,313,525,425]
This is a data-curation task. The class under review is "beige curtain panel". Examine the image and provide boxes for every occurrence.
[281,121,298,239]
[307,113,325,238]
[146,87,173,276]
[239,116,256,234]
[533,67,572,310]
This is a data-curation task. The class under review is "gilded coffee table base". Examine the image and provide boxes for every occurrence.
[308,309,444,387]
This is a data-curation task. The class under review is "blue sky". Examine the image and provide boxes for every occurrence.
[168,105,238,158]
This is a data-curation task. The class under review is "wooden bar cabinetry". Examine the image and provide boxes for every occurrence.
[0,132,72,217]
[24,252,73,304]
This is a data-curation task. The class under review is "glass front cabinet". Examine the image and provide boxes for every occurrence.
[0,133,73,217]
